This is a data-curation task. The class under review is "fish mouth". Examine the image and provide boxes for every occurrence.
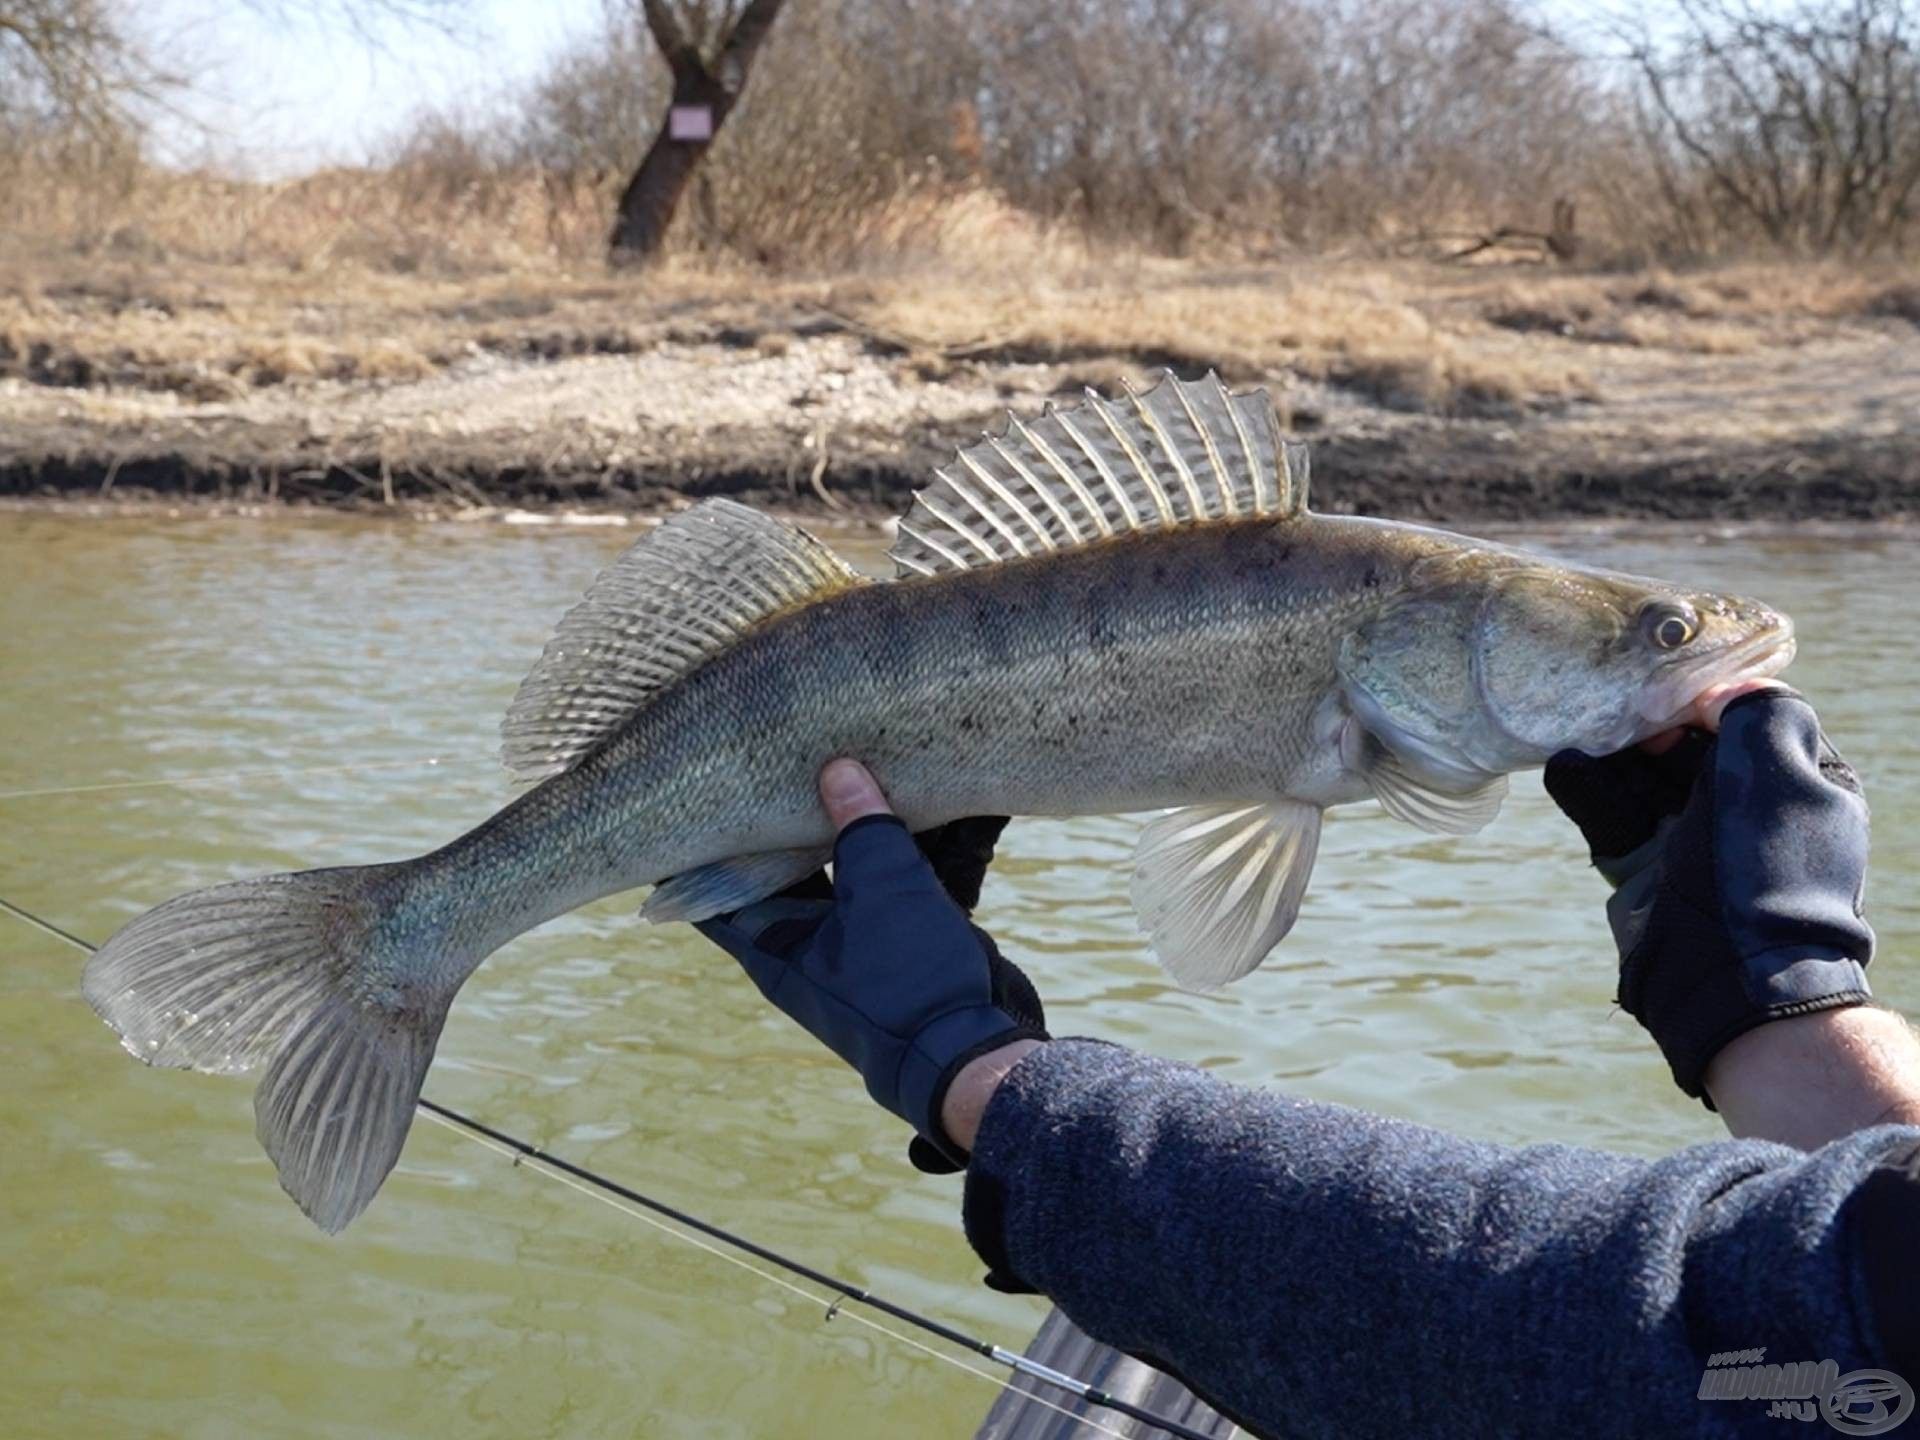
[1638,617,1798,727]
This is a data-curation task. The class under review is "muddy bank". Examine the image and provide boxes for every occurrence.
[3,421,1915,523]
[2,319,1914,523]
[0,418,949,514]
[1303,429,1919,522]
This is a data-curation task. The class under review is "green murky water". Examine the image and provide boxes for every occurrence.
[2,514,1915,1439]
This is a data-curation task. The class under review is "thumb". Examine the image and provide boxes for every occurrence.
[819,758,895,831]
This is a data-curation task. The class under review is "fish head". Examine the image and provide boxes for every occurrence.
[1340,548,1795,778]
[1471,561,1794,763]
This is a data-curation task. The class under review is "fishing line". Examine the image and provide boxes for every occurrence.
[0,895,96,952]
[408,1106,1159,1440]
[1,893,1220,1440]
[0,753,492,803]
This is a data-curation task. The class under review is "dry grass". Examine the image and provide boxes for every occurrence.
[1,161,1909,424]
[0,155,612,273]
[828,262,1601,416]
[1468,261,1919,359]
[1,249,1590,418]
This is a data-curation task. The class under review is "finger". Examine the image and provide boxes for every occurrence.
[1691,678,1796,733]
[1638,727,1687,756]
[907,1135,964,1175]
[819,758,894,831]
[1646,729,1713,792]
[694,915,796,998]
[1640,678,1795,754]
[983,936,1047,1034]
[696,896,832,961]
[919,816,1010,912]
[1543,748,1674,859]
[773,869,835,903]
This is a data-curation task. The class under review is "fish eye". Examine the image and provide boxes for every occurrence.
[1642,602,1698,651]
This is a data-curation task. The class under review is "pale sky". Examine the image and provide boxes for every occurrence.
[141,0,608,173]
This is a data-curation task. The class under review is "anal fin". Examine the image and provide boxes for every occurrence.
[643,847,831,924]
[1130,801,1324,992]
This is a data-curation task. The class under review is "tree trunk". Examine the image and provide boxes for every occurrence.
[609,67,730,261]
[608,0,790,264]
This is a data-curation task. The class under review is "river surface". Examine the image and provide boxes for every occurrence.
[1,513,1915,1440]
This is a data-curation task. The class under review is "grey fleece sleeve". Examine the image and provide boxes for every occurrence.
[962,1040,1919,1440]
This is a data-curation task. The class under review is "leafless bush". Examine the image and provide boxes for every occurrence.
[508,6,662,183]
[463,0,1613,261]
[1619,0,1920,254]
[9,0,1915,273]
[952,0,1610,251]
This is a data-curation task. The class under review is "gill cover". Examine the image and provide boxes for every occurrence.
[1335,557,1519,831]
[1473,570,1635,756]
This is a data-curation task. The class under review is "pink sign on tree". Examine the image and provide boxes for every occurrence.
[669,106,715,142]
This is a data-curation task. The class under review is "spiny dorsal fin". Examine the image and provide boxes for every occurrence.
[502,499,861,781]
[889,371,1308,579]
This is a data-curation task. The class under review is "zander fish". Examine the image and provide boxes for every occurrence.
[84,373,1794,1232]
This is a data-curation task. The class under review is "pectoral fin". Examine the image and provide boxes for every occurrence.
[1365,750,1508,835]
[643,847,831,924]
[1130,801,1324,992]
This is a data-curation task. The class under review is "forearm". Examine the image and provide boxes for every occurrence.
[941,1038,1043,1151]
[963,1040,1911,1440]
[1707,1006,1920,1149]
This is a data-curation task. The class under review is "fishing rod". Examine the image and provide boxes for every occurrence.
[2,891,1219,1440]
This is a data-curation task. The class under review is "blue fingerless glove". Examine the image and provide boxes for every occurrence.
[697,815,1048,1168]
[1545,690,1875,1100]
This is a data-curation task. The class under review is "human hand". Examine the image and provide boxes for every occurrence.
[695,761,1047,1169]
[1543,687,1874,1099]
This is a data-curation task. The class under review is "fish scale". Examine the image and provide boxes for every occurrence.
[79,372,1794,1233]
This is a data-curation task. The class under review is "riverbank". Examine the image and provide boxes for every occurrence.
[4,255,1915,522]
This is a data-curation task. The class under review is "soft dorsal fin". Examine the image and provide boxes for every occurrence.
[889,371,1308,579]
[502,499,861,781]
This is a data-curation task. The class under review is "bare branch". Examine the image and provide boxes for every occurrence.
[637,0,699,71]
[717,0,785,73]
[0,0,177,144]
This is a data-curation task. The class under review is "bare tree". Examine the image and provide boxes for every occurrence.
[606,0,789,262]
[0,0,174,143]
[411,0,1916,266]
[1620,0,1920,252]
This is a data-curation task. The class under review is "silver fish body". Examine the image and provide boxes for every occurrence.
[82,375,1794,1232]
[438,517,1403,930]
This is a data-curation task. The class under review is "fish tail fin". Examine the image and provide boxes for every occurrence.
[83,863,449,1234]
